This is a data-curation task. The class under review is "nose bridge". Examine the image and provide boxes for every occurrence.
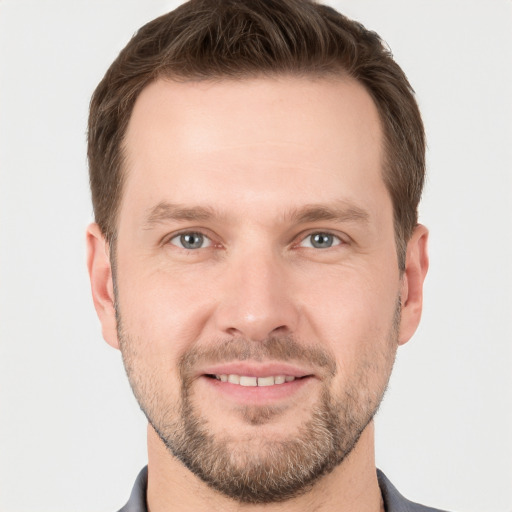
[215,242,299,341]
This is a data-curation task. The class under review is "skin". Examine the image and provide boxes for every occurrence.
[87,76,428,512]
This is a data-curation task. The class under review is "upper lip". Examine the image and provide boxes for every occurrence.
[199,362,314,379]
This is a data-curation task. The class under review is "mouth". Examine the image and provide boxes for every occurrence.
[205,373,307,387]
[197,363,316,405]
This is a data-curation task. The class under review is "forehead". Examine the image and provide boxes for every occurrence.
[120,76,388,227]
[124,75,382,164]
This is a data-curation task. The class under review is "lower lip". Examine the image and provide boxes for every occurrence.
[199,375,314,405]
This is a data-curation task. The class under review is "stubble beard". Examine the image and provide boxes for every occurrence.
[117,308,399,504]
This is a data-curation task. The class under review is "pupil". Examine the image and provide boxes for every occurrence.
[312,233,332,248]
[181,233,203,249]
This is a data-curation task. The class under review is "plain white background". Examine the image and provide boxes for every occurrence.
[0,1,511,511]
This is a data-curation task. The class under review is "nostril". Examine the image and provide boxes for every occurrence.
[270,325,289,335]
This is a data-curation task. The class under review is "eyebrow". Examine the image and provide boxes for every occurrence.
[287,203,370,225]
[143,202,217,229]
[143,200,370,229]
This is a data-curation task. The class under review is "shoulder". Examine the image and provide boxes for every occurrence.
[117,466,453,512]
[377,470,452,512]
[117,466,148,512]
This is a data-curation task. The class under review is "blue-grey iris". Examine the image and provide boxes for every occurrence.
[181,233,204,249]
[310,233,334,249]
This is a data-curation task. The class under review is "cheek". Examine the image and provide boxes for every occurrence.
[297,263,400,367]
[303,260,399,322]
[115,258,218,366]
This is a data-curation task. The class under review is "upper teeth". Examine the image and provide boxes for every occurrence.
[215,375,296,386]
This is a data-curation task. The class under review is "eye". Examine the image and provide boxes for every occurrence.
[169,232,212,250]
[300,232,342,249]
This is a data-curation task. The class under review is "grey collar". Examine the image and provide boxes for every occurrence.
[118,466,450,512]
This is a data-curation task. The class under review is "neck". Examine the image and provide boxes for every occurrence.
[146,421,383,512]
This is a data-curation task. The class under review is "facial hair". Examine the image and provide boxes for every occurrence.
[117,305,400,504]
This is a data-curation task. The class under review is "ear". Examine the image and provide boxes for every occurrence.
[86,223,119,350]
[398,224,429,345]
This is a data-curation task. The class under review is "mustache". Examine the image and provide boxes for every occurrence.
[178,335,337,379]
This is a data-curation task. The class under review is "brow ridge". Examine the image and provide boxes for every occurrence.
[287,202,370,224]
[144,201,216,228]
[143,200,370,229]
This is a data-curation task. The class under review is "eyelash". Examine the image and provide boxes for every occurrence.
[166,230,345,251]
[298,232,343,249]
[168,231,213,250]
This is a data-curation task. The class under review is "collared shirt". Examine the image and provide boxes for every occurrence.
[118,466,450,512]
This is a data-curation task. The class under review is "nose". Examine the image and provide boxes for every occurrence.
[213,249,300,341]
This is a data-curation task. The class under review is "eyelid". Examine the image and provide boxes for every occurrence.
[295,230,347,248]
[164,229,216,249]
[162,228,348,250]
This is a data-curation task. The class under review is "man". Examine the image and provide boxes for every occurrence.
[86,0,439,510]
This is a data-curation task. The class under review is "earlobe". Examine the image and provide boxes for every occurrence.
[86,223,120,350]
[398,224,429,345]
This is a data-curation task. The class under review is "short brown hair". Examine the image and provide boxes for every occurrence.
[88,0,425,269]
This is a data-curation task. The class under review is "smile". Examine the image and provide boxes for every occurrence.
[210,374,298,386]
[201,369,314,404]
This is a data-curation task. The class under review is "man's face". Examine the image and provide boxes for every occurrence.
[110,77,405,502]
